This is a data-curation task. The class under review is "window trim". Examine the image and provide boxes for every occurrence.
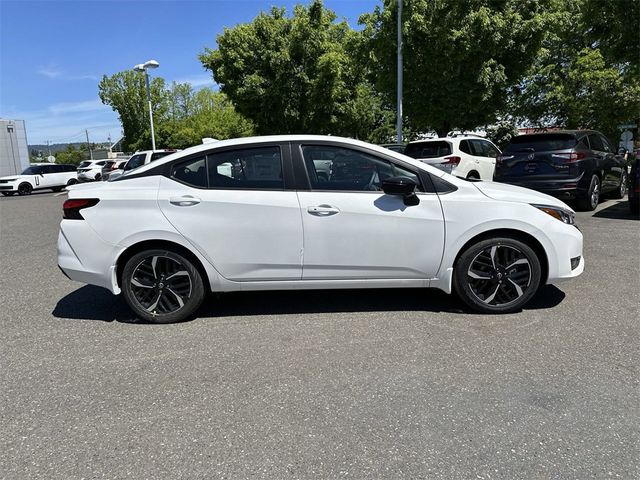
[167,143,288,191]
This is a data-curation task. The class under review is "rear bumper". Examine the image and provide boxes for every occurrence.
[57,224,121,294]
[495,173,586,199]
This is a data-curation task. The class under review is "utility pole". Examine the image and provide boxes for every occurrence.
[396,0,403,145]
[46,140,51,157]
[85,129,93,160]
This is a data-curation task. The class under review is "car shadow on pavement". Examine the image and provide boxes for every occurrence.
[592,200,639,220]
[52,284,566,323]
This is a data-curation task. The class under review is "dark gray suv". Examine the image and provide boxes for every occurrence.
[494,130,627,211]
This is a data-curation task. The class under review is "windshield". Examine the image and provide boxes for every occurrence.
[21,166,42,175]
[505,134,577,152]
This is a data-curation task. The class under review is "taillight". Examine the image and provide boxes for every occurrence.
[442,156,461,165]
[551,152,586,162]
[110,163,118,170]
[496,154,514,165]
[63,198,99,220]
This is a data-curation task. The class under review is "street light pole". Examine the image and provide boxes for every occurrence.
[134,60,160,150]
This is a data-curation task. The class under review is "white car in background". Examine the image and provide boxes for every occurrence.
[77,160,107,182]
[0,163,77,196]
[58,135,583,323]
[404,135,501,180]
[121,149,177,174]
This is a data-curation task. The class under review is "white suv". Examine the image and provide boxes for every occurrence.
[77,160,107,182]
[122,150,177,174]
[404,136,501,180]
[0,163,78,196]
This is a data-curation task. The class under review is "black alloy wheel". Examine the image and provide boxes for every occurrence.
[17,183,33,196]
[454,237,542,314]
[67,178,78,186]
[577,174,600,211]
[122,249,205,323]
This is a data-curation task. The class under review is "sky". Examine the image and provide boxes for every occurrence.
[0,0,379,146]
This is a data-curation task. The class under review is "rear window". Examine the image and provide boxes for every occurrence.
[404,141,452,159]
[505,134,577,152]
[151,152,173,161]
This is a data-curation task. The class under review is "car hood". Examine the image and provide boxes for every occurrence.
[473,181,573,211]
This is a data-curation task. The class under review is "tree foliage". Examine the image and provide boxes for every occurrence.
[99,72,254,151]
[55,145,88,165]
[98,70,168,152]
[199,0,393,142]
[512,0,640,143]
[361,0,549,137]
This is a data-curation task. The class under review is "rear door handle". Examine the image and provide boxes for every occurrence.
[307,205,340,216]
[169,195,201,206]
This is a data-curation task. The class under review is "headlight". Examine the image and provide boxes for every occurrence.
[531,204,575,225]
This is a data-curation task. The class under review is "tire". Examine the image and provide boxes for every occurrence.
[466,171,480,180]
[611,171,627,199]
[17,183,33,196]
[576,174,600,211]
[121,249,206,324]
[453,237,542,314]
[67,178,78,186]
[1,192,15,196]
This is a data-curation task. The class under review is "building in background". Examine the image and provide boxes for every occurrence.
[0,119,30,176]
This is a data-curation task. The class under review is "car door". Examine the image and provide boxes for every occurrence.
[157,144,303,281]
[294,143,445,280]
[469,139,498,180]
[587,133,618,191]
[37,165,57,189]
[599,134,623,191]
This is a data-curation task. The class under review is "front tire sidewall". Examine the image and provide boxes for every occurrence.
[121,249,206,324]
[453,237,542,314]
[17,183,33,196]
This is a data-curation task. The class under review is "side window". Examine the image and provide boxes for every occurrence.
[459,140,472,155]
[599,135,612,153]
[151,152,171,161]
[41,165,55,174]
[124,154,146,171]
[480,141,500,158]
[588,134,604,151]
[171,157,207,188]
[97,161,106,166]
[577,136,590,149]
[54,165,65,173]
[208,146,283,189]
[301,145,421,192]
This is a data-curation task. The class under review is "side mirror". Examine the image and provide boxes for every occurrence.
[382,176,420,206]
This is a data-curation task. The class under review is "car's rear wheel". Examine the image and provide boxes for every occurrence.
[17,183,32,196]
[453,237,542,314]
[466,171,480,180]
[611,171,627,199]
[576,174,600,211]
[121,249,206,324]
[67,178,77,186]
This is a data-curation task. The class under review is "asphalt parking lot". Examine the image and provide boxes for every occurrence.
[1,191,638,479]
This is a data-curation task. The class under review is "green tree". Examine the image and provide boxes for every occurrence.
[98,70,169,152]
[485,120,519,150]
[199,0,391,141]
[361,0,549,137]
[55,145,87,165]
[512,0,640,142]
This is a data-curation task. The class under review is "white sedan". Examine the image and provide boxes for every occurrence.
[57,135,584,323]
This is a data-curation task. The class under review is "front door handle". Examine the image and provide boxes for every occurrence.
[170,195,201,206]
[307,204,340,216]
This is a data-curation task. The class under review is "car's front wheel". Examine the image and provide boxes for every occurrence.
[121,249,206,323]
[453,237,542,314]
[17,183,33,196]
[576,174,600,211]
